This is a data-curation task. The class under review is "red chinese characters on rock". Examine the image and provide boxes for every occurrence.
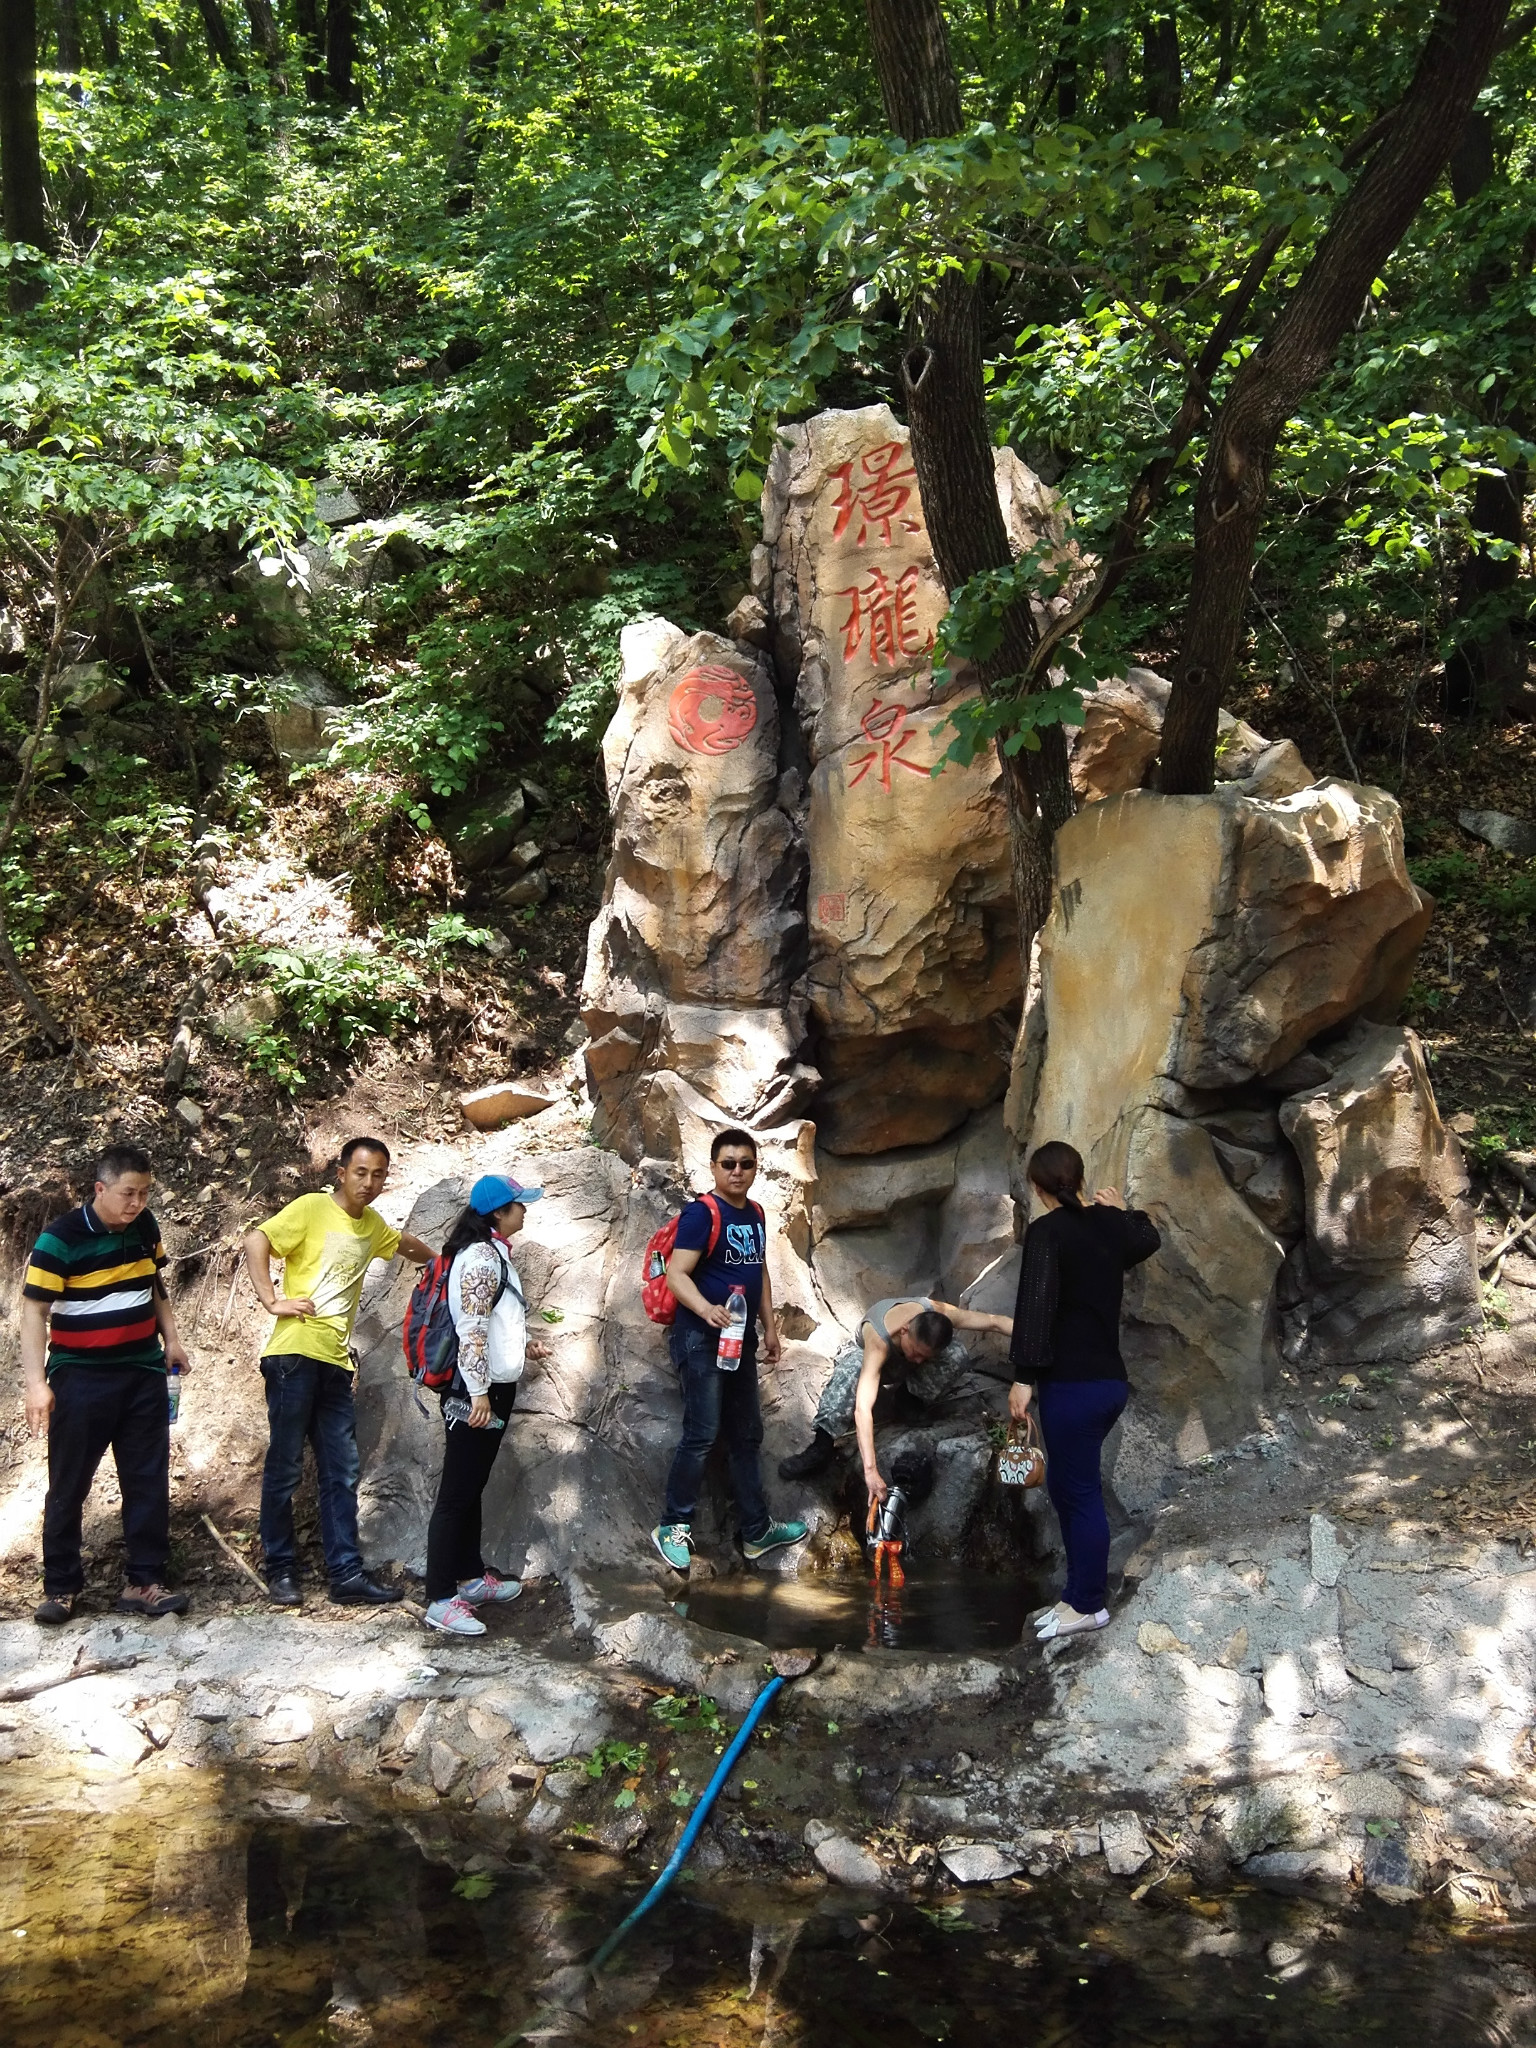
[849,699,932,793]
[667,665,759,756]
[835,565,930,669]
[816,891,848,925]
[829,441,922,547]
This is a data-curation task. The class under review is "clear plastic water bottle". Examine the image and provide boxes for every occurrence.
[715,1287,748,1372]
[166,1363,182,1425]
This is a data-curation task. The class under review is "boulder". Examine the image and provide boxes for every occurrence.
[1069,668,1168,802]
[764,404,1037,1148]
[459,1082,556,1130]
[813,1021,1009,1156]
[1023,780,1442,1462]
[265,665,348,765]
[312,477,363,525]
[1278,1023,1479,1364]
[580,619,807,1156]
[54,661,126,716]
[1459,808,1536,859]
[443,786,527,873]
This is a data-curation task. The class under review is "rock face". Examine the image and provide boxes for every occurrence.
[581,618,809,1156]
[1017,782,1468,1478]
[765,404,1034,1153]
[573,403,1459,1519]
[1279,1023,1479,1363]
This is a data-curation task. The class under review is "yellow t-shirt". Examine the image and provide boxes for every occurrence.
[258,1192,401,1369]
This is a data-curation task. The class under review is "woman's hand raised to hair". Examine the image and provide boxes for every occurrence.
[1093,1187,1126,1209]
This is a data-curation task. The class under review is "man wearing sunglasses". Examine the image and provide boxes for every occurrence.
[652,1129,807,1573]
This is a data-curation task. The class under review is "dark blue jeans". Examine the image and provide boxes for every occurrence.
[43,1365,170,1595]
[662,1321,769,1542]
[259,1354,364,1585]
[1037,1377,1129,1614]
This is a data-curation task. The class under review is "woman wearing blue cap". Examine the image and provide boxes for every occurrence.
[423,1171,545,1635]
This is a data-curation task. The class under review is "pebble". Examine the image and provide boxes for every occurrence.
[813,1834,887,1889]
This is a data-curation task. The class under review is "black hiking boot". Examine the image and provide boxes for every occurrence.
[778,1429,835,1481]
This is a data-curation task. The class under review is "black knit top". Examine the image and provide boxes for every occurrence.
[1009,1201,1161,1385]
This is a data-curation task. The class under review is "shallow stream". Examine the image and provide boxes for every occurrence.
[2,1776,1533,2047]
[679,1567,1047,1653]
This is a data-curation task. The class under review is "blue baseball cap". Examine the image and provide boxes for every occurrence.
[470,1172,543,1214]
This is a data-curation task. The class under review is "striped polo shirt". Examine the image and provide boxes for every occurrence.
[23,1205,168,1373]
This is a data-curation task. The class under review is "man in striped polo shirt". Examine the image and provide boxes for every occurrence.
[22,1143,193,1624]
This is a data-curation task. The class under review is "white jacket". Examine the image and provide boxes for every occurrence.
[448,1238,526,1393]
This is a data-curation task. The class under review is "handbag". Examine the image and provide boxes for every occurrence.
[998,1410,1047,1488]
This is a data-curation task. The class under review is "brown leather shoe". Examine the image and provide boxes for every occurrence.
[116,1582,190,1618]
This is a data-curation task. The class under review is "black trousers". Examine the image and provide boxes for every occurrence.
[424,1382,517,1601]
[43,1365,170,1596]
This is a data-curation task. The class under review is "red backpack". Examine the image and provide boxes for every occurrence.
[403,1248,508,1389]
[641,1193,764,1325]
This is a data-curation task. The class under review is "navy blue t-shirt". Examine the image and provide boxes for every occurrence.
[672,1196,765,1336]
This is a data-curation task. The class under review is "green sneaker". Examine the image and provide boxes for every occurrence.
[651,1523,694,1572]
[742,1519,809,1561]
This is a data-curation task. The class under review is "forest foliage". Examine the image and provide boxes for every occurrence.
[0,1,1532,1069]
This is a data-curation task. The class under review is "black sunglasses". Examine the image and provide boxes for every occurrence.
[717,1156,756,1170]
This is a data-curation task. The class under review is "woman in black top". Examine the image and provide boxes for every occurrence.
[1009,1140,1161,1642]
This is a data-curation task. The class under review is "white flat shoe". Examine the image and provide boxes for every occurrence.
[1036,1606,1109,1641]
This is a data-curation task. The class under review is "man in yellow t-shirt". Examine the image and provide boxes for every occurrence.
[243,1136,432,1608]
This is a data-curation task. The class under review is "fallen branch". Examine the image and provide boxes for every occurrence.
[1483,1185,1536,1275]
[200,1512,270,1596]
[0,1644,139,1703]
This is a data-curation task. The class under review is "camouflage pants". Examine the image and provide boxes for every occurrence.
[812,1340,969,1438]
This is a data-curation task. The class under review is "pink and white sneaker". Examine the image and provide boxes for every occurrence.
[457,1571,523,1606]
[424,1595,486,1635]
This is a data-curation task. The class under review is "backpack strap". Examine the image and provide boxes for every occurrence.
[699,1192,724,1255]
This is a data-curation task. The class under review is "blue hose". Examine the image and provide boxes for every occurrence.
[587,1673,787,1976]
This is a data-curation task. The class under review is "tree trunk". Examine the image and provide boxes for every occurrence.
[1056,2,1080,121]
[754,0,769,129]
[1443,110,1529,719]
[191,0,243,72]
[1159,0,1513,794]
[325,0,358,104]
[100,8,122,66]
[1141,10,1180,126]
[0,0,49,310]
[57,0,82,70]
[244,0,284,83]
[864,0,1071,948]
[295,0,325,98]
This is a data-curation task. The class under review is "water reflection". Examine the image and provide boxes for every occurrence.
[681,1567,1048,1653]
[0,1780,1533,2046]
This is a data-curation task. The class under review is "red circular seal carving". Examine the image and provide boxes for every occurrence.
[667,664,759,756]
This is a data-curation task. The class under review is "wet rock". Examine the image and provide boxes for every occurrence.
[1099,1811,1153,1876]
[939,1841,1024,1884]
[1215,1782,1327,1861]
[814,1834,888,1888]
[1244,1846,1352,1883]
[459,1082,555,1129]
[1068,1825,1102,1859]
[593,1610,770,1719]
[1458,808,1536,859]
[523,1793,566,1834]
[1280,1024,1479,1365]
[789,1652,1002,1724]
[1361,1832,1422,1901]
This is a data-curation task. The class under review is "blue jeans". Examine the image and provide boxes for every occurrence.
[662,1320,769,1542]
[1037,1378,1129,1614]
[259,1354,364,1585]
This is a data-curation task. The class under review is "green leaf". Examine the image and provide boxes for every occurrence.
[732,469,764,502]
[452,1872,496,1900]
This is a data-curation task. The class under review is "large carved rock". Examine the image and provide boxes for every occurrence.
[764,405,1060,1149]
[580,619,810,1153]
[1279,1023,1478,1364]
[1020,780,1454,1466]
